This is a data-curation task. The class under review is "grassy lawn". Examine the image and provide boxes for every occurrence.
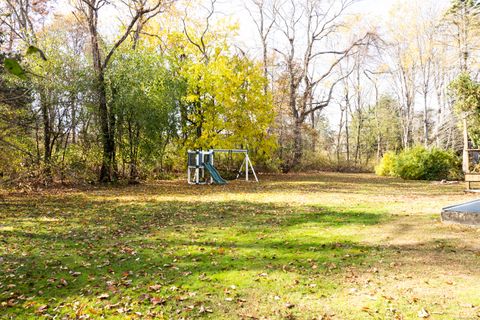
[1,172,480,319]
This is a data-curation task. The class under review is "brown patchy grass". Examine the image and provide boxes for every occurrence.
[1,172,480,319]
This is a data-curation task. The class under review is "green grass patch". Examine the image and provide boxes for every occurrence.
[1,173,479,319]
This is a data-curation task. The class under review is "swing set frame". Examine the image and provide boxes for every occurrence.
[187,149,258,185]
[212,149,258,182]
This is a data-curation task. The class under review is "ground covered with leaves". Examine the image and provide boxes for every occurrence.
[1,173,480,319]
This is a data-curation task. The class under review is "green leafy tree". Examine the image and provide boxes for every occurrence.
[449,72,480,145]
[107,46,185,181]
[445,0,480,72]
[0,31,51,182]
[21,16,94,182]
[74,0,164,183]
[349,96,402,166]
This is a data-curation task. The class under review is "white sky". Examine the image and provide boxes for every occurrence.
[215,0,449,50]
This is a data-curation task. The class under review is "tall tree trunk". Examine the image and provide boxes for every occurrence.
[354,62,361,166]
[403,101,412,149]
[337,107,344,169]
[309,95,316,152]
[127,116,140,183]
[434,85,443,148]
[86,4,116,182]
[376,134,382,161]
[284,56,300,172]
[291,119,303,170]
[354,112,362,166]
[70,94,77,144]
[262,43,268,94]
[41,94,52,182]
[345,103,350,165]
[374,96,382,161]
[98,72,116,182]
[423,93,428,147]
[132,19,144,50]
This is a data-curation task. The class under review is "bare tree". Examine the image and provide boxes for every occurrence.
[431,42,458,149]
[273,0,376,171]
[180,0,217,140]
[336,84,350,167]
[181,0,217,63]
[416,37,433,147]
[414,4,439,147]
[388,42,417,149]
[351,52,366,166]
[0,0,51,51]
[246,0,277,93]
[127,0,172,49]
[364,69,383,160]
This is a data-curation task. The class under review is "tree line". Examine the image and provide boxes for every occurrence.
[0,0,478,185]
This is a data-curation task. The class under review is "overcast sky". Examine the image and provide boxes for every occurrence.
[215,0,448,49]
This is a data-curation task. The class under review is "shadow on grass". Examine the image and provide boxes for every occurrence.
[0,188,474,318]
[0,196,386,316]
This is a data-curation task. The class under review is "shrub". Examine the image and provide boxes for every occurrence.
[375,146,461,181]
[59,144,100,183]
[421,148,461,180]
[375,151,397,176]
[394,146,429,180]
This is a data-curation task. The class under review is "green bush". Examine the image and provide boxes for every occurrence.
[375,146,461,181]
[394,146,428,180]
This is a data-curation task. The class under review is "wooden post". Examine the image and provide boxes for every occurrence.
[463,116,469,174]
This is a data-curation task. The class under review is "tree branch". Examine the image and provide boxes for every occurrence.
[102,0,163,69]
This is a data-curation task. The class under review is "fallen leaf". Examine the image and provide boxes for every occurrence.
[418,308,430,318]
[148,284,162,292]
[361,306,371,313]
[199,305,213,314]
[150,297,166,305]
[382,295,395,301]
[36,305,48,314]
[97,293,109,300]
